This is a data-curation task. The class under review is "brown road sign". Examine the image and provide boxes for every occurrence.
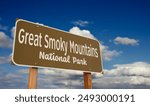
[12,19,103,73]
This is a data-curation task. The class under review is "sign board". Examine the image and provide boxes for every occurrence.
[12,19,103,73]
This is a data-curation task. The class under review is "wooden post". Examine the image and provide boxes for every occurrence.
[84,72,92,89]
[28,67,38,89]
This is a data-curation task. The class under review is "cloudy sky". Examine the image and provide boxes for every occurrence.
[0,0,150,89]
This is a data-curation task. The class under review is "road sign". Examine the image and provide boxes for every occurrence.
[12,19,103,73]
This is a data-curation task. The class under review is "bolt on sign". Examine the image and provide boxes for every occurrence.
[12,19,103,73]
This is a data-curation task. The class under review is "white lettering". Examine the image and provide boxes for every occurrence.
[28,33,34,45]
[18,28,25,44]
[70,40,99,58]
[72,57,87,65]
[18,28,42,47]
[44,36,68,56]
[39,51,70,63]
[44,35,49,48]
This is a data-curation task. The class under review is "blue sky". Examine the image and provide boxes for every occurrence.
[0,0,150,89]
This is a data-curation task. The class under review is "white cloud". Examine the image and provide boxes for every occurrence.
[106,62,150,77]
[93,62,150,88]
[1,61,150,89]
[72,20,89,27]
[32,62,150,88]
[0,54,12,64]
[11,26,15,38]
[38,68,82,76]
[0,24,8,31]
[69,26,95,39]
[114,36,139,46]
[4,68,83,89]
[0,69,28,89]
[0,32,13,48]
[37,69,83,89]
[69,27,121,61]
[101,43,121,61]
[93,76,150,89]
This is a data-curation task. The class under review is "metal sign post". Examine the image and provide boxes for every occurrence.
[28,67,38,89]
